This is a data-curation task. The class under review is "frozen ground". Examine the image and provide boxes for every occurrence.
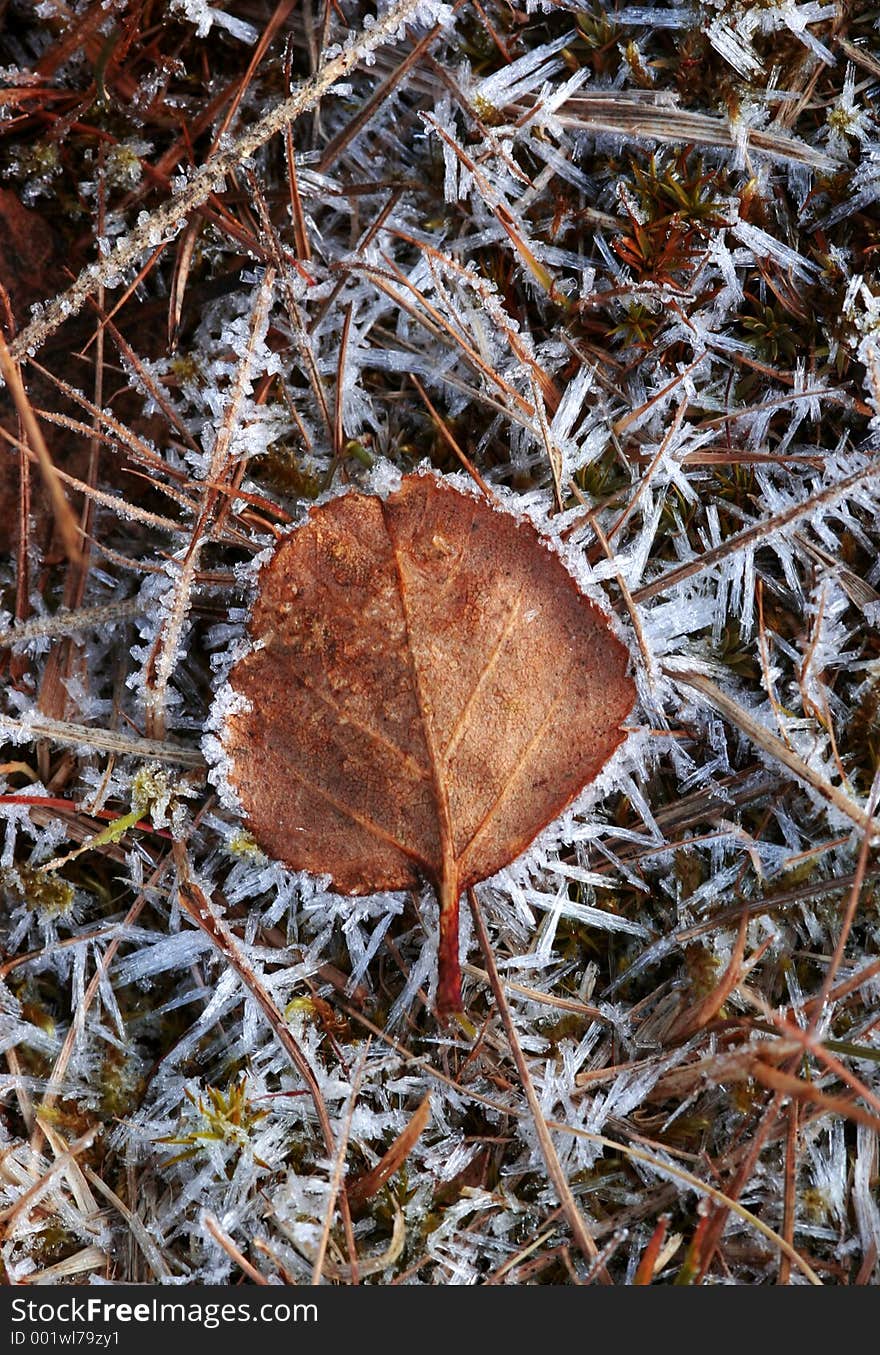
[0,0,879,1285]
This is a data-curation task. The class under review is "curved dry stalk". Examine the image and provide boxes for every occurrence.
[85,1168,173,1281]
[409,375,497,499]
[750,1064,880,1135]
[780,1102,799,1287]
[279,1204,406,1282]
[669,669,880,837]
[669,912,774,1039]
[0,330,81,565]
[203,1212,269,1285]
[171,843,358,1275]
[347,1093,431,1212]
[548,1125,822,1286]
[7,0,433,367]
[311,1042,369,1286]
[467,887,610,1281]
[634,457,880,604]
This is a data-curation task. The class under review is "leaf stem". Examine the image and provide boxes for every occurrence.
[436,863,462,1016]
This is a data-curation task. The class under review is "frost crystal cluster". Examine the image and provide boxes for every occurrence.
[0,0,879,1287]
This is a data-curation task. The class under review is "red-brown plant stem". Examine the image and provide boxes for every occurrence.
[436,865,463,1016]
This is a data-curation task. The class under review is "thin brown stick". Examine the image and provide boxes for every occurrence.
[669,669,880,837]
[85,1169,173,1281]
[409,374,497,500]
[7,0,431,366]
[172,844,358,1277]
[203,1212,270,1285]
[750,1064,880,1136]
[778,1102,798,1286]
[0,330,82,565]
[467,887,610,1281]
[311,1043,369,1286]
[347,1094,431,1212]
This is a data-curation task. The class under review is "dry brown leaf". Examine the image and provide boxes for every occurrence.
[218,474,634,1012]
[347,1093,431,1212]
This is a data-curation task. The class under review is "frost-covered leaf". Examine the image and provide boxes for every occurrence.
[212,473,634,1012]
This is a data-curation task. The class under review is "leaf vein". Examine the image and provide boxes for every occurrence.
[458,669,576,875]
[442,591,524,763]
[277,757,428,869]
[380,497,454,882]
[275,658,431,785]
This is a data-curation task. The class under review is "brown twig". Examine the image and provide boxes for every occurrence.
[467,887,611,1281]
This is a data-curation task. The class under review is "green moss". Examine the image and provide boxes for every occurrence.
[739,299,805,365]
[713,618,760,682]
[227,829,266,861]
[251,442,322,500]
[97,1048,145,1122]
[159,1076,270,1171]
[3,866,75,918]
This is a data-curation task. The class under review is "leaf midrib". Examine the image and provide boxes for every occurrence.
[381,495,456,886]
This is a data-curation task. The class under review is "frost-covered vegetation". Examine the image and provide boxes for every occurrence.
[1,0,879,1286]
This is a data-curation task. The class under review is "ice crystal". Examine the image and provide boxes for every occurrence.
[1,0,879,1289]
